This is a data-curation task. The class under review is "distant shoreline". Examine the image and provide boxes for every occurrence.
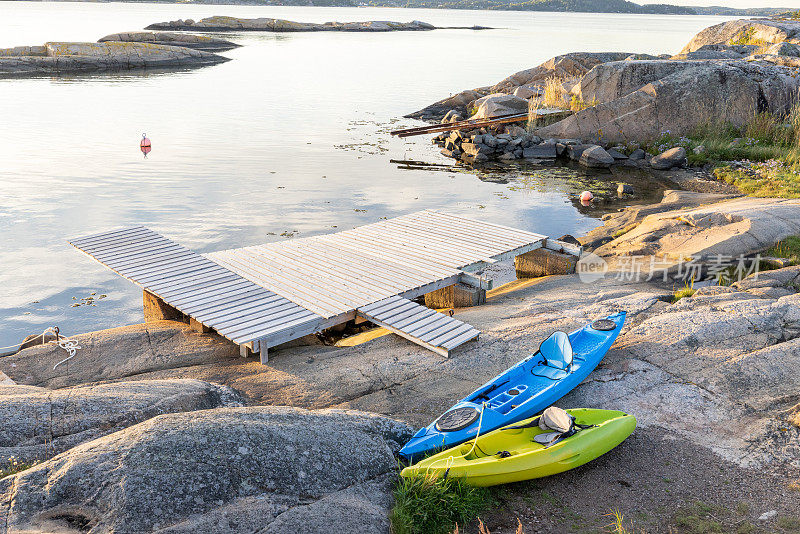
[34,0,792,18]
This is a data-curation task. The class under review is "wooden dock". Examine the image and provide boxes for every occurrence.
[70,210,579,363]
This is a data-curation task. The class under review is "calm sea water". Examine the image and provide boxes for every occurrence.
[0,2,733,347]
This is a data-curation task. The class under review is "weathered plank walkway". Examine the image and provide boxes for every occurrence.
[70,210,576,363]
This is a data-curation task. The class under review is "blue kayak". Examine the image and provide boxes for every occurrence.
[399,311,626,462]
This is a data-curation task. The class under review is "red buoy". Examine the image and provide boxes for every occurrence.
[140,133,151,157]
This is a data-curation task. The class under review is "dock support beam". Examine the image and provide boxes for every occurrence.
[514,248,578,279]
[240,343,269,364]
[424,283,486,309]
[189,317,212,334]
[143,290,185,323]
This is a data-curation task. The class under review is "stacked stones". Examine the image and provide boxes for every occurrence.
[433,123,688,170]
[434,125,618,169]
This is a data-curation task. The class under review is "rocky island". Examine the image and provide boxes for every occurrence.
[146,17,441,32]
[0,41,229,77]
[98,31,240,52]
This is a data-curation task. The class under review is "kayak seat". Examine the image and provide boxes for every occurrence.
[538,331,573,370]
[531,365,568,380]
[533,431,562,445]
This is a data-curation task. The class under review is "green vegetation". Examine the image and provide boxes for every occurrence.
[669,501,762,534]
[1,457,40,479]
[359,0,695,13]
[389,473,492,534]
[672,287,696,302]
[644,104,800,200]
[778,517,800,532]
[612,224,638,239]
[673,501,724,533]
[672,280,696,303]
[606,509,641,534]
[728,27,769,48]
[764,236,800,264]
[715,162,800,198]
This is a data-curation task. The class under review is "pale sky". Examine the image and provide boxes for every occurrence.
[642,0,800,7]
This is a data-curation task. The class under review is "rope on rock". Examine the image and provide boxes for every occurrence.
[0,326,81,370]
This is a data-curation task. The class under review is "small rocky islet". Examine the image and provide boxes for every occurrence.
[145,16,440,32]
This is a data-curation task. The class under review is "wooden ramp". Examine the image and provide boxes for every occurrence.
[70,210,566,363]
[357,296,479,357]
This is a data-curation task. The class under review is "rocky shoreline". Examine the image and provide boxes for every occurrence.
[3,13,800,534]
[98,31,240,51]
[0,41,229,77]
[3,189,800,532]
[410,16,800,150]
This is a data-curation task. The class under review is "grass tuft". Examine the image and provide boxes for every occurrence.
[541,76,567,108]
[728,27,769,48]
[764,236,800,264]
[672,281,696,303]
[390,473,492,534]
[1,456,40,479]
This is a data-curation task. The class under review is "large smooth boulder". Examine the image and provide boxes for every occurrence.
[671,43,756,60]
[568,274,800,469]
[650,146,687,169]
[405,88,489,120]
[98,31,240,51]
[0,379,242,464]
[537,60,799,143]
[491,52,633,93]
[406,52,630,120]
[593,196,800,261]
[0,407,413,534]
[470,93,529,119]
[0,320,240,389]
[680,18,800,54]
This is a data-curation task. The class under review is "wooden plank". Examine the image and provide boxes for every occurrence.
[418,321,464,343]
[430,323,478,347]
[425,210,547,242]
[69,226,149,247]
[91,241,180,263]
[403,314,455,337]
[400,212,532,250]
[247,244,392,304]
[219,248,364,313]
[440,328,481,350]
[210,250,350,317]
[178,285,269,313]
[287,239,435,290]
[391,214,524,252]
